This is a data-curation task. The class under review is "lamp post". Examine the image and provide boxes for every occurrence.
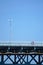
[8,18,13,42]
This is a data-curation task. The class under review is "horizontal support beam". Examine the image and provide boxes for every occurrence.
[0,53,43,55]
[0,41,43,47]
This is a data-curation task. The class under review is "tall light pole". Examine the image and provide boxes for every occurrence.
[8,18,13,42]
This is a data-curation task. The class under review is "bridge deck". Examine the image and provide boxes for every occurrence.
[0,41,43,53]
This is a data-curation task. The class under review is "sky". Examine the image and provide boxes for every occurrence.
[0,0,43,41]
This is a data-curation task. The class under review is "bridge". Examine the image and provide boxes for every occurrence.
[0,41,43,65]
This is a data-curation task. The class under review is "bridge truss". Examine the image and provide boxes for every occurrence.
[0,53,43,65]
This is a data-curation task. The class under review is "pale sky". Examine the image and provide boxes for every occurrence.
[0,0,43,41]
